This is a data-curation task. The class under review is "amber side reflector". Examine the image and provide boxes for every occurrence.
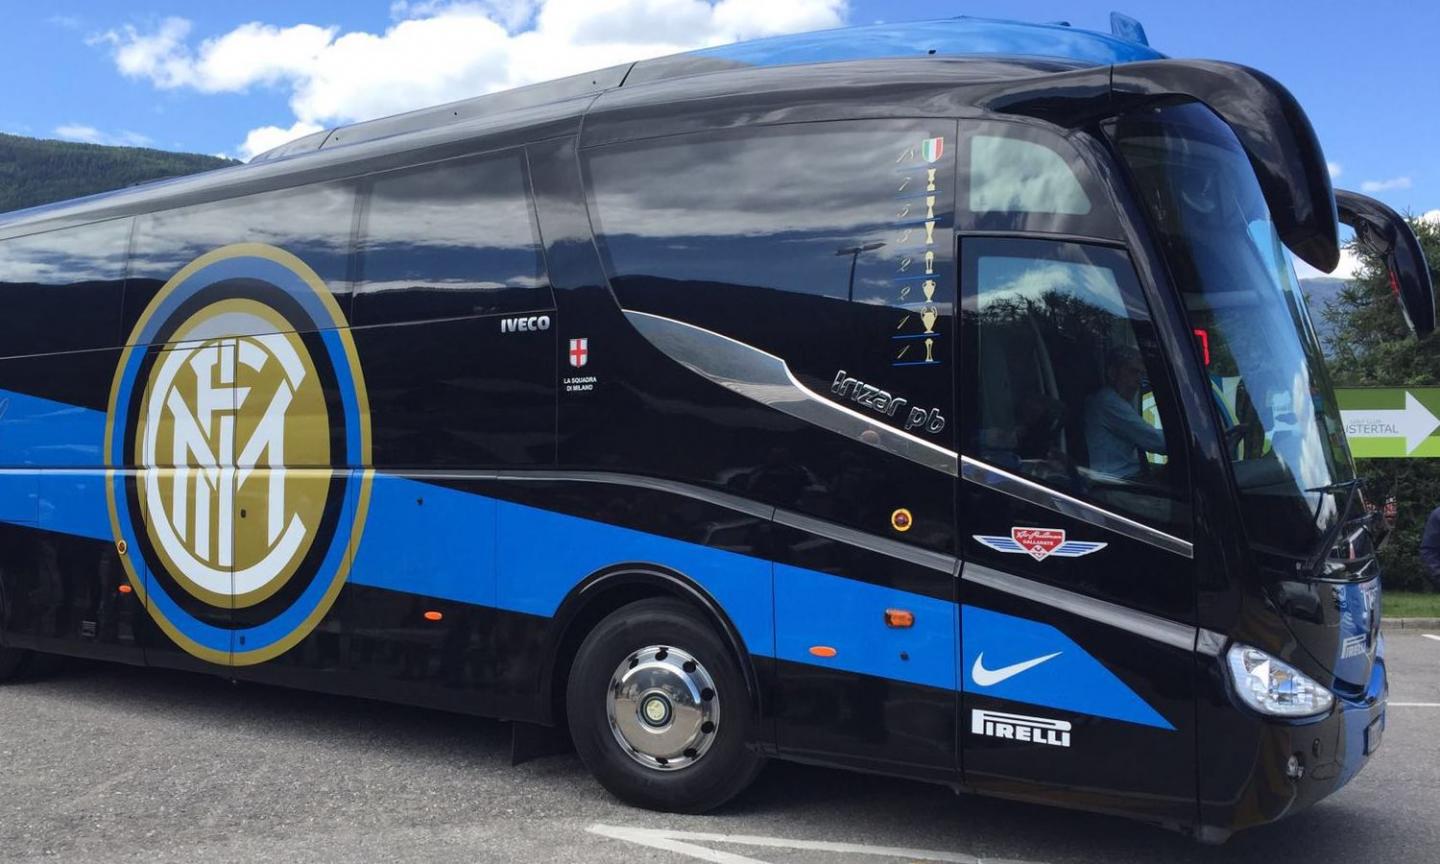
[118,584,133,595]
[884,609,914,629]
[423,611,443,622]
[808,645,837,658]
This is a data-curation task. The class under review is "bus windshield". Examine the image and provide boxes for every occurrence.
[1110,102,1355,558]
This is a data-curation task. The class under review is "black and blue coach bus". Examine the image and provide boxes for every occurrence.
[0,14,1430,842]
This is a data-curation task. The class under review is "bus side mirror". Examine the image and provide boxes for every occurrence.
[1336,188,1435,339]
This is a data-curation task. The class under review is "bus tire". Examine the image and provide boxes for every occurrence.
[566,597,764,813]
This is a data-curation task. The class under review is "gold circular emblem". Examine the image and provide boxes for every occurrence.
[890,508,913,532]
[134,298,330,608]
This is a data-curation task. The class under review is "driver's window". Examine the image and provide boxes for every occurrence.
[961,237,1190,536]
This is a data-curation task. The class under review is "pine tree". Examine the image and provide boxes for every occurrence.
[0,133,239,214]
[1320,216,1440,590]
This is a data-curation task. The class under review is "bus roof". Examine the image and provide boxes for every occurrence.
[0,15,1164,233]
[639,15,1162,78]
[261,15,1162,163]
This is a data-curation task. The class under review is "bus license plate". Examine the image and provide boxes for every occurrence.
[1365,715,1384,755]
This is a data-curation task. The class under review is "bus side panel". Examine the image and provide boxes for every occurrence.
[553,119,966,775]
[0,351,146,664]
[0,219,140,662]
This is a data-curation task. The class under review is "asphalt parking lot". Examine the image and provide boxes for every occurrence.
[1,632,1436,864]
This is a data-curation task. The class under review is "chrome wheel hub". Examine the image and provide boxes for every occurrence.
[606,645,719,771]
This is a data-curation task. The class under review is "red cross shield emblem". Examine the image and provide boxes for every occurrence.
[1011,527,1065,561]
[568,338,589,368]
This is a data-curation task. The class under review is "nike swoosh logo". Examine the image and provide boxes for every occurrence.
[971,651,1062,687]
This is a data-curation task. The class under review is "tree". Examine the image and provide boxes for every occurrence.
[1319,215,1440,591]
[0,133,238,214]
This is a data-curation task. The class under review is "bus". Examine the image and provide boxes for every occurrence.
[0,14,1427,843]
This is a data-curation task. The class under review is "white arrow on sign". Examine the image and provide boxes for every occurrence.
[1340,391,1440,454]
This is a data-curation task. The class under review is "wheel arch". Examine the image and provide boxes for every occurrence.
[539,562,765,731]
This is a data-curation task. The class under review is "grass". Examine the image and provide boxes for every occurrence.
[1383,591,1440,619]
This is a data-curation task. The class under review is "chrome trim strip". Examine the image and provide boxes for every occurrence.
[487,469,775,520]
[624,309,959,477]
[773,509,957,574]
[1195,628,1227,658]
[489,469,955,573]
[962,563,1198,652]
[960,456,1193,559]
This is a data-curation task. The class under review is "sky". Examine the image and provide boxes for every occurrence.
[1,0,1436,278]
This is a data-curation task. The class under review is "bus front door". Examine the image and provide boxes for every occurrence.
[957,235,1198,826]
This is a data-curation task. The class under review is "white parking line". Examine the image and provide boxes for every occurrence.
[587,824,1042,864]
[1422,634,1440,642]
[1390,702,1440,707]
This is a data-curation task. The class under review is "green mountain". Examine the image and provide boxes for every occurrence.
[0,133,240,216]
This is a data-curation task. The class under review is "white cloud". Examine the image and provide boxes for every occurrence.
[1360,176,1412,193]
[1292,246,1363,281]
[1421,209,1440,226]
[1327,161,1341,179]
[93,0,848,159]
[53,124,102,143]
[237,120,325,161]
[53,124,153,147]
[90,17,196,89]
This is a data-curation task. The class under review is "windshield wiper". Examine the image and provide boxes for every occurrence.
[1302,478,1365,578]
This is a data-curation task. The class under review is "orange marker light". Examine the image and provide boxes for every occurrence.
[423,610,443,622]
[884,608,914,628]
[808,646,837,658]
[890,508,913,532]
[118,584,133,595]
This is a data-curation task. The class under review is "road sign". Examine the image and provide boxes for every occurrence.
[1336,387,1440,458]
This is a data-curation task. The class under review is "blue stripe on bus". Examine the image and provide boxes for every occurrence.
[0,470,38,525]
[349,474,497,607]
[493,497,775,656]
[962,605,1174,730]
[0,390,106,467]
[38,471,112,540]
[0,385,1171,727]
[775,563,956,690]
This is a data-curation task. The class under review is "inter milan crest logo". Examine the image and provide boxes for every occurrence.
[106,244,371,666]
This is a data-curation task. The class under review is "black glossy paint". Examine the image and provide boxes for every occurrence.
[0,53,1374,839]
[1337,187,1436,338]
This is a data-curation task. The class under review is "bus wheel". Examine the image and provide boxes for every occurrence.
[0,647,30,682]
[566,597,764,813]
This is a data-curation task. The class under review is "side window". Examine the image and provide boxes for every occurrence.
[970,136,1091,216]
[586,120,958,438]
[961,237,1189,535]
[0,219,130,356]
[128,182,356,339]
[959,121,1120,239]
[354,151,547,326]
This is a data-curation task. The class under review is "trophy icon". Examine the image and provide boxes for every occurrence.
[926,168,937,192]
[925,195,935,219]
[922,279,936,302]
[924,220,936,245]
[924,337,935,363]
[921,306,938,334]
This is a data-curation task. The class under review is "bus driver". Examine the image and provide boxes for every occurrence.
[1084,346,1167,480]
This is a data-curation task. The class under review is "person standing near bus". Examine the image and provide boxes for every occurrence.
[1418,504,1440,589]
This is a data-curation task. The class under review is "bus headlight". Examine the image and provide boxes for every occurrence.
[1226,644,1334,718]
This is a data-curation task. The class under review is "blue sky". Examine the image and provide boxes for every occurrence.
[2,0,1435,249]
